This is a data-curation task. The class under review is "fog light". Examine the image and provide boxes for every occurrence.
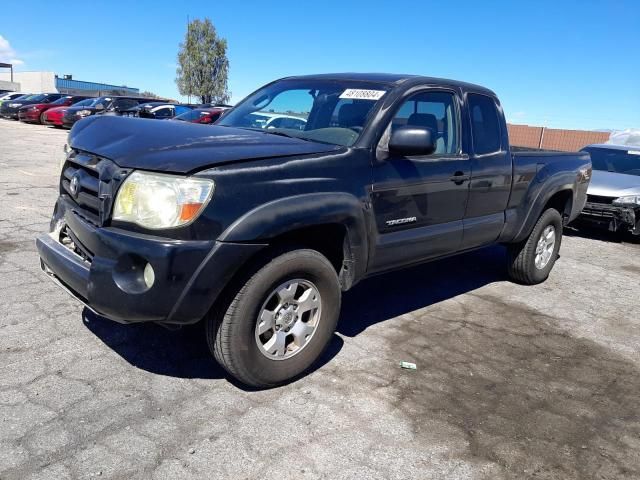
[143,263,155,288]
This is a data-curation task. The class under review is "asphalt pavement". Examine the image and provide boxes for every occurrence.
[1,119,639,479]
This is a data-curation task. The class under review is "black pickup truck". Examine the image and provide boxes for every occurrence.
[37,73,591,387]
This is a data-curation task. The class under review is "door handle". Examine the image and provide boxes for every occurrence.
[449,171,470,184]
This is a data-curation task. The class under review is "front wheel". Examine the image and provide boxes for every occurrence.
[507,208,563,285]
[206,249,341,388]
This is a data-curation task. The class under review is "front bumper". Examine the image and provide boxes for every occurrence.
[1,109,19,119]
[579,201,639,235]
[36,197,266,324]
[43,113,63,126]
[18,110,41,122]
[62,114,82,128]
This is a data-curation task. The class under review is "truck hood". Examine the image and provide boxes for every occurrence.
[69,116,342,173]
[588,170,640,198]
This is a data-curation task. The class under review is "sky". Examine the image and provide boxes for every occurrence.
[1,0,638,131]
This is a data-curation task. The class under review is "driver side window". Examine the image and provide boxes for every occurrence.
[387,91,459,155]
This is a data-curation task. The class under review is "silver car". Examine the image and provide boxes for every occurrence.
[580,144,640,235]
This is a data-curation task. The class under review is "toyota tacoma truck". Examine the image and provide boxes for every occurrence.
[36,73,591,387]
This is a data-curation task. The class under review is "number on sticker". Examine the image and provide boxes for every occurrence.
[339,89,386,101]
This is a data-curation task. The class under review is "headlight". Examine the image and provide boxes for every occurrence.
[113,171,215,229]
[9,103,21,108]
[613,195,640,206]
[29,106,39,111]
[76,109,92,117]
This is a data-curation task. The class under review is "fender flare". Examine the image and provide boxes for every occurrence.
[512,180,575,243]
[219,192,370,286]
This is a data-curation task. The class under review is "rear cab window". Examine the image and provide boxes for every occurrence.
[468,93,501,155]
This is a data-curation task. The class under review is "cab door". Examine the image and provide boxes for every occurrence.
[369,89,471,273]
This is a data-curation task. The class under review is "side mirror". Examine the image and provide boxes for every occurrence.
[95,103,105,111]
[389,126,436,157]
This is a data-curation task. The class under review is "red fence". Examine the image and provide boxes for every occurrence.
[507,124,610,151]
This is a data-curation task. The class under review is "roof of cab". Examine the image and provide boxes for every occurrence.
[282,72,496,96]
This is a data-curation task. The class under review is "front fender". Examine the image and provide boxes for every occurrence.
[219,192,369,284]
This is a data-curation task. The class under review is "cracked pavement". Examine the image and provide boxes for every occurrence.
[1,119,639,479]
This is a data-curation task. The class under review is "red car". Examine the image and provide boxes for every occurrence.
[42,97,95,127]
[172,106,230,124]
[19,95,92,124]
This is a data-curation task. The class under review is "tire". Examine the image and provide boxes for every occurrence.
[39,112,47,125]
[507,208,563,285]
[206,248,341,388]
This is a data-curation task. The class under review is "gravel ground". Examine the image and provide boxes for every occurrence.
[1,119,639,480]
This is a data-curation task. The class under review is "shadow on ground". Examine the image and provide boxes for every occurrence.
[84,245,507,383]
[82,309,343,389]
[338,244,508,337]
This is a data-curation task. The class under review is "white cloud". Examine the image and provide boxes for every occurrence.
[0,35,24,65]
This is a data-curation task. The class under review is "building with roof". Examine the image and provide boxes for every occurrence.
[0,68,139,96]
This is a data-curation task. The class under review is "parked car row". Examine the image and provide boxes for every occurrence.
[0,91,240,128]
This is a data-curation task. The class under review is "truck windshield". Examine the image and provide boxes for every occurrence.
[584,147,640,176]
[217,79,389,146]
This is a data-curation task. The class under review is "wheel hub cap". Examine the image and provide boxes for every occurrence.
[534,225,556,270]
[255,280,322,360]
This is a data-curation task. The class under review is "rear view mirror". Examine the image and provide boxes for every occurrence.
[389,126,436,157]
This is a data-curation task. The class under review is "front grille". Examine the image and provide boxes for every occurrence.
[59,226,93,263]
[60,151,129,226]
[587,194,614,205]
[582,208,615,219]
[582,203,618,219]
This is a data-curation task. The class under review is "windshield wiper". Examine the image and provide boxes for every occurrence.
[260,129,292,137]
[262,130,313,141]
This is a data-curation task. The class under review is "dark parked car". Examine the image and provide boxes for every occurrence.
[1,93,66,120]
[37,73,591,388]
[61,96,159,128]
[578,144,640,235]
[172,106,230,124]
[19,95,93,124]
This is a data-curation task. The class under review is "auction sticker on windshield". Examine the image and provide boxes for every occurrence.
[339,89,386,100]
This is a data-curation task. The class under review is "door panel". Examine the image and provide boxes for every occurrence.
[370,154,470,272]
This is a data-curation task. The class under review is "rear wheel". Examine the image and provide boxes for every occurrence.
[206,249,341,388]
[507,208,563,284]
